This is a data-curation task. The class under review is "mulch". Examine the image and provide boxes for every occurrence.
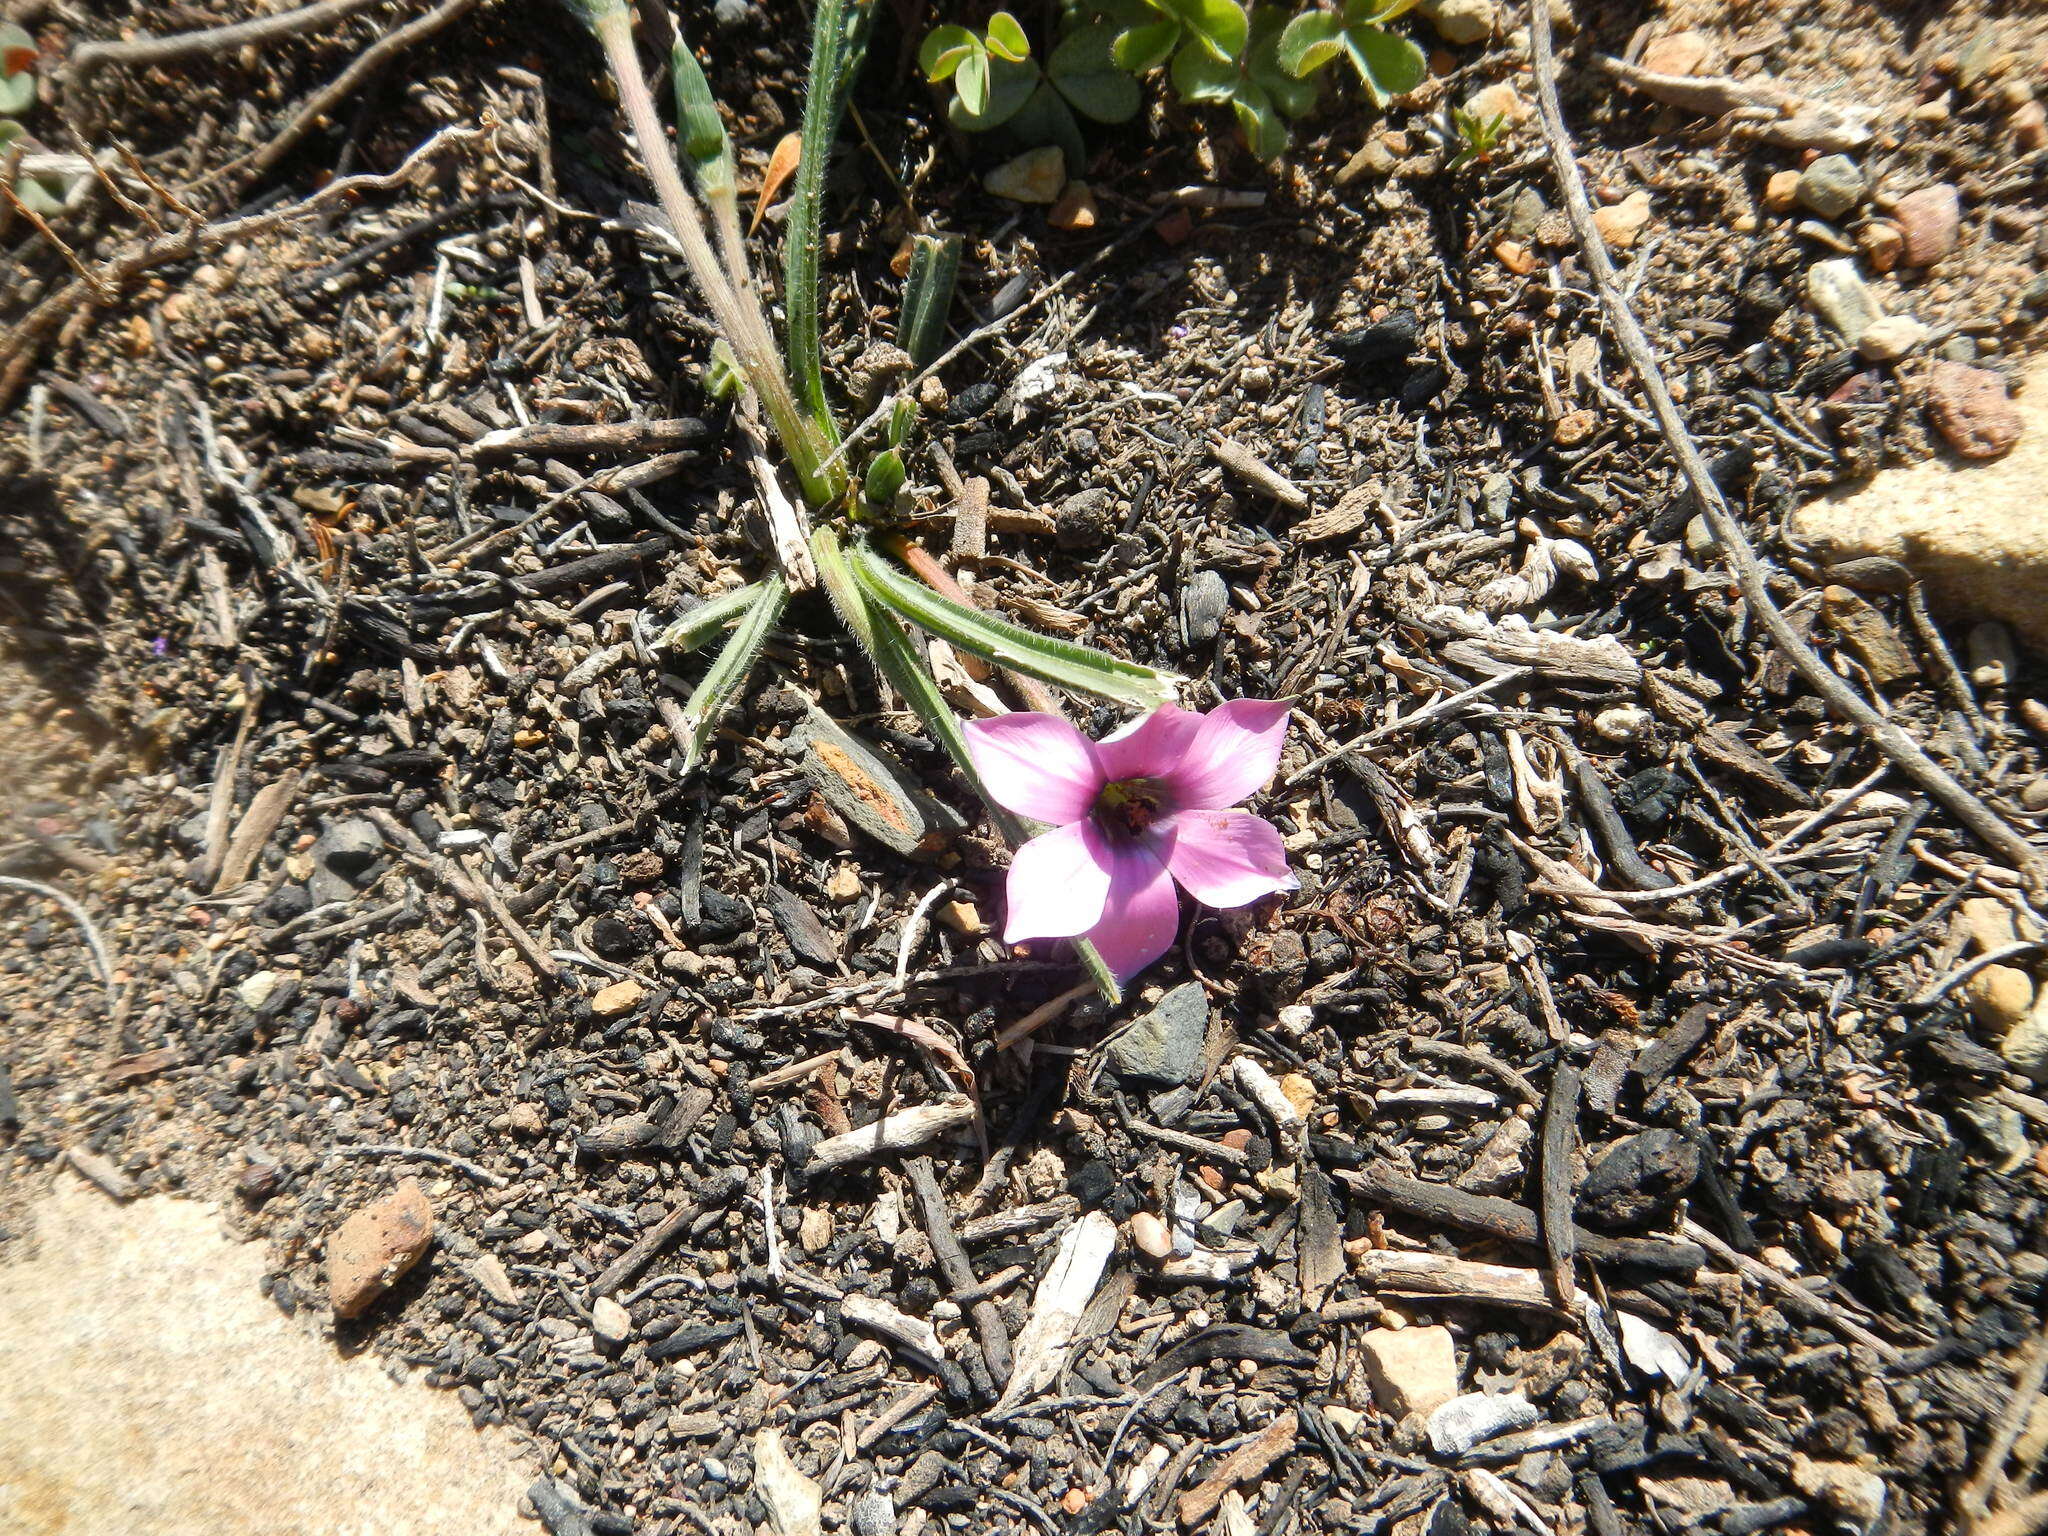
[3,1,2047,1533]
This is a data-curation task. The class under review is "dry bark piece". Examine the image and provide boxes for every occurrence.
[994,1209,1117,1411]
[794,708,965,856]
[327,1178,433,1319]
[1176,1410,1298,1528]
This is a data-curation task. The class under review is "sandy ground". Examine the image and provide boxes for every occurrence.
[0,1176,533,1536]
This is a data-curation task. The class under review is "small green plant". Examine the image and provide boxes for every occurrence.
[919,12,1138,173]
[920,0,1424,163]
[561,0,1177,998]
[1444,104,1509,169]
[1273,0,1424,107]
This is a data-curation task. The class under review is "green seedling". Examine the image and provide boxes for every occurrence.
[1275,0,1426,106]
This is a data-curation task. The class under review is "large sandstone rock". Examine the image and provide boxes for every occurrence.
[1791,359,2047,653]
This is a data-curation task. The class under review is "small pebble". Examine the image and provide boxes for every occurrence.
[1924,361,2024,459]
[1796,155,1866,219]
[984,147,1066,205]
[1892,184,1960,265]
[1856,315,1928,363]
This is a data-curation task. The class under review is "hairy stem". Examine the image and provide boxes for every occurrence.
[587,2,841,506]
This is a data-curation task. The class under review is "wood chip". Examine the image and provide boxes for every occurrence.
[1177,1410,1299,1528]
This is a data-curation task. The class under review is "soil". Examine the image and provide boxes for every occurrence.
[4,0,2048,1534]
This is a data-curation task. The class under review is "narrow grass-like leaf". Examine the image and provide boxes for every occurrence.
[786,0,876,443]
[653,581,764,653]
[849,541,1181,708]
[896,232,963,369]
[675,574,788,770]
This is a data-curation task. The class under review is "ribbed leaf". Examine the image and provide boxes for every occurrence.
[848,542,1181,708]
[674,575,788,770]
[896,232,963,369]
[786,0,875,443]
[653,581,764,653]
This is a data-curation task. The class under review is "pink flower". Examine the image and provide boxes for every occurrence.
[963,699,1296,985]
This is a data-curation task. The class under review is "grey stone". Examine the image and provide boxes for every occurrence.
[309,817,384,905]
[1806,258,1882,344]
[1181,570,1230,646]
[1106,982,1211,1087]
[1427,1392,1539,1456]
[794,708,966,857]
[1796,155,1866,219]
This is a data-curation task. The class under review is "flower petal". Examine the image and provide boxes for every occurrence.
[1156,809,1295,909]
[1156,698,1291,811]
[1083,837,1182,984]
[1095,704,1205,783]
[963,712,1104,824]
[1001,822,1112,943]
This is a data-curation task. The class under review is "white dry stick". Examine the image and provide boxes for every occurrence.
[1231,1057,1303,1153]
[995,1209,1118,1411]
[804,1099,977,1176]
[841,1293,946,1360]
[743,426,819,592]
[752,1428,823,1536]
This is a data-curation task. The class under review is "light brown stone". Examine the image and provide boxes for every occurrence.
[1821,586,1918,684]
[1892,184,1960,265]
[0,1179,528,1536]
[589,978,645,1018]
[1789,358,2048,653]
[327,1178,434,1319]
[1359,1325,1459,1417]
[1639,30,1711,77]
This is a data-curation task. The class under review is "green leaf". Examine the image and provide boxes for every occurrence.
[786,0,876,443]
[948,50,1039,129]
[1350,0,1420,23]
[1169,36,1237,102]
[1047,23,1141,123]
[848,541,1183,709]
[954,44,991,115]
[886,394,920,447]
[896,231,962,368]
[653,581,767,652]
[1158,0,1246,62]
[920,25,978,81]
[1004,79,1089,179]
[1344,24,1425,105]
[1112,19,1180,72]
[1247,8,1319,116]
[669,37,736,199]
[864,448,907,508]
[985,11,1032,63]
[1275,10,1342,76]
[1230,82,1289,159]
[702,338,744,401]
[0,119,22,154]
[674,575,788,771]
